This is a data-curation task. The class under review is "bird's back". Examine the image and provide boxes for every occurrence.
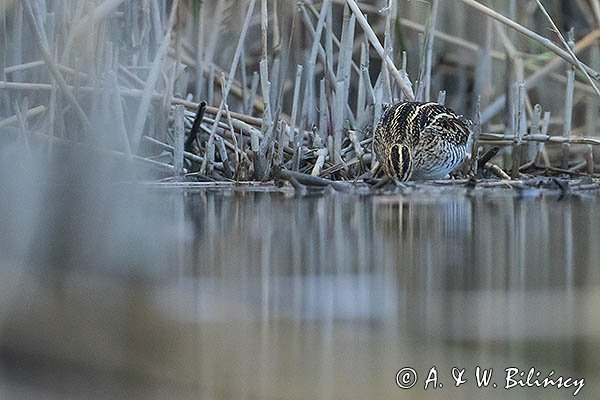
[374,102,471,180]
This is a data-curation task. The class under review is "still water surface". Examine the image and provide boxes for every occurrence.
[2,186,599,399]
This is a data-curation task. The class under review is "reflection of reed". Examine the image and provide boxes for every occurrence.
[2,185,600,398]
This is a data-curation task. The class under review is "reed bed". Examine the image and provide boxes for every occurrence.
[1,0,600,193]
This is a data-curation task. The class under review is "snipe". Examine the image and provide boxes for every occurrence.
[373,102,471,181]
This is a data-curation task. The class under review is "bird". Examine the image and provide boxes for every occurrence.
[373,101,471,181]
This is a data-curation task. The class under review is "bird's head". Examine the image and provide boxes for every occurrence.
[385,143,413,182]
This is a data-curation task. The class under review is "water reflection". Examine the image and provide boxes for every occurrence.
[2,187,600,399]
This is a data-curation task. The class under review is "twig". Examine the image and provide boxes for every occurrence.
[487,163,511,179]
[459,0,600,81]
[478,146,500,168]
[277,168,350,191]
[482,30,600,123]
[534,0,600,96]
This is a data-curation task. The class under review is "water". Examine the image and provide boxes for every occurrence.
[1,185,599,399]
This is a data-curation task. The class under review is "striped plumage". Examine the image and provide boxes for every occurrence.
[373,102,471,181]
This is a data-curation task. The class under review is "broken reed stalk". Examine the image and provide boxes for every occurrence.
[4,60,89,80]
[61,0,125,63]
[223,104,242,171]
[333,80,345,163]
[277,168,350,191]
[257,60,272,177]
[0,105,46,129]
[143,135,217,167]
[118,64,146,88]
[259,0,272,129]
[18,124,175,173]
[131,0,180,153]
[470,96,481,175]
[562,29,576,170]
[305,2,360,77]
[586,145,594,175]
[0,79,262,128]
[200,0,257,174]
[300,5,357,128]
[592,0,600,28]
[14,98,31,152]
[299,4,335,85]
[539,111,553,167]
[345,0,415,100]
[437,90,446,105]
[207,64,215,105]
[107,71,132,155]
[194,0,205,102]
[357,43,367,113]
[511,81,526,179]
[4,0,600,186]
[424,0,439,102]
[173,104,185,176]
[290,65,303,151]
[337,4,355,113]
[302,0,331,127]
[382,3,394,102]
[185,100,206,152]
[21,0,94,136]
[167,45,266,113]
[215,136,231,178]
[526,104,543,165]
[480,133,600,146]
